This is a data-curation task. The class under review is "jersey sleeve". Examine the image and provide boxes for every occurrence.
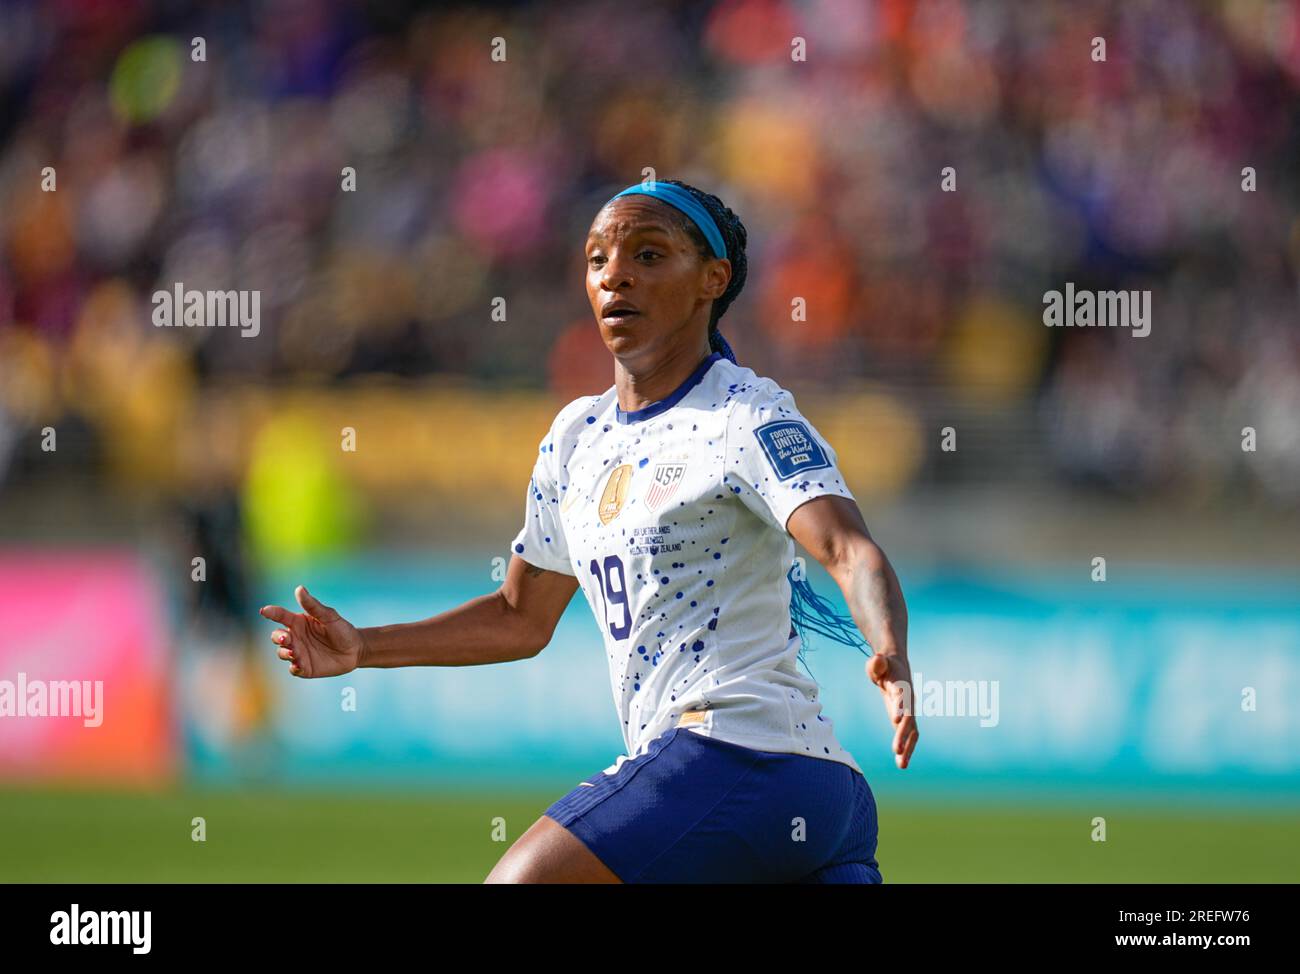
[509,426,575,575]
[723,383,857,534]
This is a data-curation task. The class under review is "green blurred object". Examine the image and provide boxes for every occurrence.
[242,412,366,569]
[109,36,183,124]
[0,788,1294,882]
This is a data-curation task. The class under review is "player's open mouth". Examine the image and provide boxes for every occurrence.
[602,301,640,323]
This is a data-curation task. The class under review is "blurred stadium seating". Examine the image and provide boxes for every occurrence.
[0,0,1297,881]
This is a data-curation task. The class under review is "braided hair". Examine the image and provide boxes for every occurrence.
[644,179,747,364]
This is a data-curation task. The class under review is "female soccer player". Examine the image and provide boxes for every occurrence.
[260,179,917,883]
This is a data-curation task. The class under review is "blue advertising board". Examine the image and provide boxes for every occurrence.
[185,553,1300,802]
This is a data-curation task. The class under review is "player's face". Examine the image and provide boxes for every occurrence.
[585,197,730,364]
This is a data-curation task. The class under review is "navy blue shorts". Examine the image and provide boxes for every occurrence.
[544,726,882,883]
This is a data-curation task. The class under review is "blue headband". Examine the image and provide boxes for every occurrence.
[603,181,739,367]
[607,182,728,260]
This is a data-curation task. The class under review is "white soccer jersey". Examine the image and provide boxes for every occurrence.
[510,351,863,776]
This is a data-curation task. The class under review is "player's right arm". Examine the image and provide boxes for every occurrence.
[264,406,586,679]
[259,556,578,678]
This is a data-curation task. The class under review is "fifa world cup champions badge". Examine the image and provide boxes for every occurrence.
[598,464,633,524]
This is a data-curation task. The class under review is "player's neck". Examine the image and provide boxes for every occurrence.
[614,343,714,413]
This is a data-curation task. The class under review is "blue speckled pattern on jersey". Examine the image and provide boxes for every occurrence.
[511,354,862,774]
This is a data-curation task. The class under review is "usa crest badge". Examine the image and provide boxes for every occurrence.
[644,461,687,512]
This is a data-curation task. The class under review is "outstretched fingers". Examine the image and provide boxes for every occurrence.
[295,584,338,622]
[261,597,311,676]
[260,604,296,626]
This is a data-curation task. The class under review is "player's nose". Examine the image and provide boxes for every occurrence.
[599,249,636,290]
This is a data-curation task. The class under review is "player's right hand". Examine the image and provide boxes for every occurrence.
[260,585,365,678]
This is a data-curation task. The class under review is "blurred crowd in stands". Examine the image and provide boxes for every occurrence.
[1,0,1297,507]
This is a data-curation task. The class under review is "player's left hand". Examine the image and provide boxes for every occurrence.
[866,653,918,769]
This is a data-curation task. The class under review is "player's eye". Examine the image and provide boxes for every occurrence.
[587,249,659,266]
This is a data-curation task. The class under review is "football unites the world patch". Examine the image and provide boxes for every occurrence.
[753,419,831,480]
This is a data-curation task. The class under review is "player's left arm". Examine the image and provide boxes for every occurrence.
[787,495,918,769]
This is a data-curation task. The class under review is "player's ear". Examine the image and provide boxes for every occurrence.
[706,257,731,299]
